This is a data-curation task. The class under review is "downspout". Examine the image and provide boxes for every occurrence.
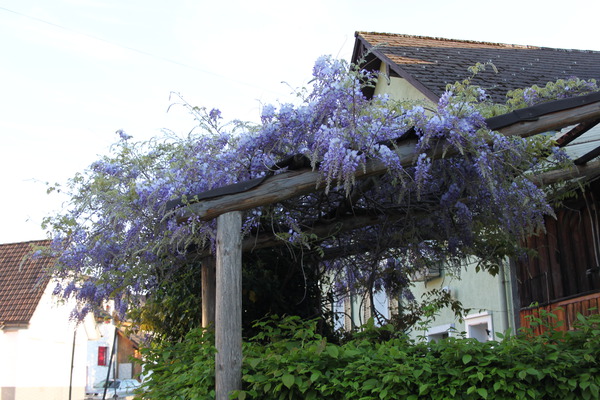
[69,328,76,400]
[498,262,510,334]
[102,328,118,400]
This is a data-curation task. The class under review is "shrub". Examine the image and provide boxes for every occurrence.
[139,312,600,399]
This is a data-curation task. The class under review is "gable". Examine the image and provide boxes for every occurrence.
[353,32,600,103]
[0,240,54,328]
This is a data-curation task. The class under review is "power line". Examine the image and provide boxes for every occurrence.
[0,5,287,96]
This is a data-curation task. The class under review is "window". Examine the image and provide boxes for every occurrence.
[465,312,493,342]
[98,346,108,366]
[426,323,454,342]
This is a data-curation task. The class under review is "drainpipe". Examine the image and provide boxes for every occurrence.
[498,262,511,334]
[102,328,118,400]
[69,328,76,400]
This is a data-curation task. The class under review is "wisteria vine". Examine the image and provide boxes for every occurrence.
[44,55,597,326]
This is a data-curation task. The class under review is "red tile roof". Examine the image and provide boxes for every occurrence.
[0,240,54,327]
[353,32,600,103]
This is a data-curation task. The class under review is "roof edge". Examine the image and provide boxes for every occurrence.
[354,31,600,53]
[0,239,51,247]
[1,322,30,330]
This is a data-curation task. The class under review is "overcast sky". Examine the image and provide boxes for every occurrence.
[1,0,599,244]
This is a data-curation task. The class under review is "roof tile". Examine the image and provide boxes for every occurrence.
[0,240,54,325]
[355,32,600,103]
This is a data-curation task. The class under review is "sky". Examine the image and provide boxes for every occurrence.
[1,0,599,244]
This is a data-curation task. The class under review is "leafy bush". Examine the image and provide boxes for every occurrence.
[139,327,216,399]
[139,312,600,399]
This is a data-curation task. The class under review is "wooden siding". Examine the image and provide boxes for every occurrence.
[520,291,600,334]
[116,331,142,379]
[517,180,600,308]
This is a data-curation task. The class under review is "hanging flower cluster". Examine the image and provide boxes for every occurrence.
[45,55,590,323]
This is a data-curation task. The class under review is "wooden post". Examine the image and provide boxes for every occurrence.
[201,256,216,327]
[215,211,243,400]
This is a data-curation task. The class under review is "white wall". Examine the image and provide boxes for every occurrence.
[86,319,118,390]
[408,261,515,341]
[0,284,89,400]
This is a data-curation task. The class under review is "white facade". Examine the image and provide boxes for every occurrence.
[408,261,515,342]
[0,284,122,400]
[0,283,87,400]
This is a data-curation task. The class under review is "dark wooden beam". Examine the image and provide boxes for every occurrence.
[576,148,600,166]
[201,256,216,328]
[556,118,600,147]
[494,99,600,138]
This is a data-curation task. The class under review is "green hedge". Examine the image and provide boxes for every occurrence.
[139,311,600,399]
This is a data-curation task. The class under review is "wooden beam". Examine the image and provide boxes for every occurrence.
[495,100,600,138]
[556,118,600,147]
[530,159,600,186]
[201,256,216,327]
[238,157,600,252]
[180,161,600,261]
[215,212,242,400]
[576,147,600,165]
[241,213,392,253]
[171,100,600,222]
[175,138,420,221]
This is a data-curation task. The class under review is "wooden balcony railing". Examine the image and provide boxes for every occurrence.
[520,291,600,335]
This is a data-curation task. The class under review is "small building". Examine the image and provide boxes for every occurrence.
[0,240,140,400]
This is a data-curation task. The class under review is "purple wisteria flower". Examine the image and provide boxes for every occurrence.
[45,55,566,327]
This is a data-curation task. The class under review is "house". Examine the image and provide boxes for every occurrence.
[347,32,600,340]
[0,240,140,400]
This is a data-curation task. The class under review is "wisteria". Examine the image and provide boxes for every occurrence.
[44,55,593,329]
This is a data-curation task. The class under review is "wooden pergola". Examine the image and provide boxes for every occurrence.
[168,92,600,400]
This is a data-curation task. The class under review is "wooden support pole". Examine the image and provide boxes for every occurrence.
[215,211,243,400]
[201,256,216,327]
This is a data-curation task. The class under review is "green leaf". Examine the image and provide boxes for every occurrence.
[581,381,591,390]
[362,378,379,390]
[310,371,321,382]
[326,345,339,359]
[477,388,488,399]
[590,383,599,398]
[248,358,260,369]
[462,354,473,364]
[282,374,295,389]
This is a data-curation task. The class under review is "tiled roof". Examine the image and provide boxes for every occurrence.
[354,32,600,103]
[0,240,54,326]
